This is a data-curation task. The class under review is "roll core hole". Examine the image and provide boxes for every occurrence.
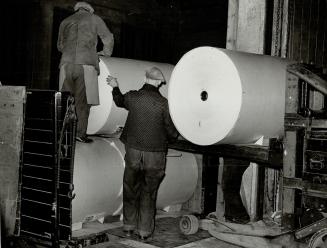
[201,91,208,101]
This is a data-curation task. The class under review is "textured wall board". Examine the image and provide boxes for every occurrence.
[0,86,25,236]
[288,0,327,67]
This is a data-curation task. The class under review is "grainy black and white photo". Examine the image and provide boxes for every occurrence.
[0,0,327,247]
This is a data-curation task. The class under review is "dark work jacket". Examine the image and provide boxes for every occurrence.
[112,84,179,152]
[57,9,114,72]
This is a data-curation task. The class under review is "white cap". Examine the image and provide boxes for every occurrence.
[74,2,94,13]
[145,67,166,82]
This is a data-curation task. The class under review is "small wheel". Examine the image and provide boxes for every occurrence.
[179,215,199,235]
[308,228,327,248]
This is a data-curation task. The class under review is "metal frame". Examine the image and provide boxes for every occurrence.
[282,64,327,230]
[17,90,76,248]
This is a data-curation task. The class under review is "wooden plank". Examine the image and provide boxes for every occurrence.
[208,224,283,248]
[295,217,327,239]
[119,239,160,248]
[288,0,327,68]
[287,64,327,95]
[174,237,239,248]
[283,177,327,195]
[323,6,327,68]
[255,166,266,221]
[236,0,266,53]
[215,158,225,221]
[281,0,289,58]
[313,0,324,66]
[209,220,286,238]
[289,0,302,62]
[169,140,282,167]
[226,0,239,50]
[264,168,276,218]
[285,73,299,113]
[282,131,297,228]
[307,0,319,64]
[285,115,327,129]
[271,0,283,56]
[283,132,297,178]
[0,86,25,237]
[299,0,311,64]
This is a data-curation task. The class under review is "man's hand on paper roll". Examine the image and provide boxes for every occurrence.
[106,75,118,88]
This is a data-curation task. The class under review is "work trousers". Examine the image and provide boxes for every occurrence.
[222,158,250,220]
[61,64,91,138]
[123,146,166,237]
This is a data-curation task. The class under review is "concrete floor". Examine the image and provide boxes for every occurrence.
[73,214,241,248]
[86,236,240,248]
[72,213,308,248]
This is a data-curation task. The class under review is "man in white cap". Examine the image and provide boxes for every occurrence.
[57,1,114,143]
[107,67,179,240]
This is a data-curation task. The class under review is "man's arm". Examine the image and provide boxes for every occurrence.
[96,16,114,56]
[112,87,127,108]
[107,75,128,109]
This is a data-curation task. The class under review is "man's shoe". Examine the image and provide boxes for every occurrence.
[137,234,150,241]
[123,230,134,237]
[76,136,93,143]
[225,215,250,224]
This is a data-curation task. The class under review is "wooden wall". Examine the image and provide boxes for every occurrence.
[172,0,228,63]
[287,0,327,68]
[272,0,327,69]
[0,2,40,87]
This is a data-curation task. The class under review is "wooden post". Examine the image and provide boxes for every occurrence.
[282,72,299,229]
[282,131,297,228]
[281,0,289,58]
[271,0,290,57]
[255,165,266,220]
[227,0,267,54]
[216,158,225,220]
[225,0,268,221]
[226,0,239,50]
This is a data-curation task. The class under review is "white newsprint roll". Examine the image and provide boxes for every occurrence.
[87,57,174,135]
[168,47,291,145]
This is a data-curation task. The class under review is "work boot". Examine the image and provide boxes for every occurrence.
[225,215,250,224]
[123,230,134,237]
[76,135,93,143]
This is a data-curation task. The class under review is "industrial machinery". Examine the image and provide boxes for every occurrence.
[282,64,327,246]
[167,47,327,246]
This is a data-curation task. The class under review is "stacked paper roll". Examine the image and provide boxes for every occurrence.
[168,47,291,145]
[72,137,198,226]
[87,57,174,135]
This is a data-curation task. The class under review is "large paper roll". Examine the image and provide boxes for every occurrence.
[87,57,174,135]
[72,137,198,225]
[73,138,124,224]
[168,47,291,145]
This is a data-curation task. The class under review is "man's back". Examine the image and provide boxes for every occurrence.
[114,84,178,152]
[57,9,113,69]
